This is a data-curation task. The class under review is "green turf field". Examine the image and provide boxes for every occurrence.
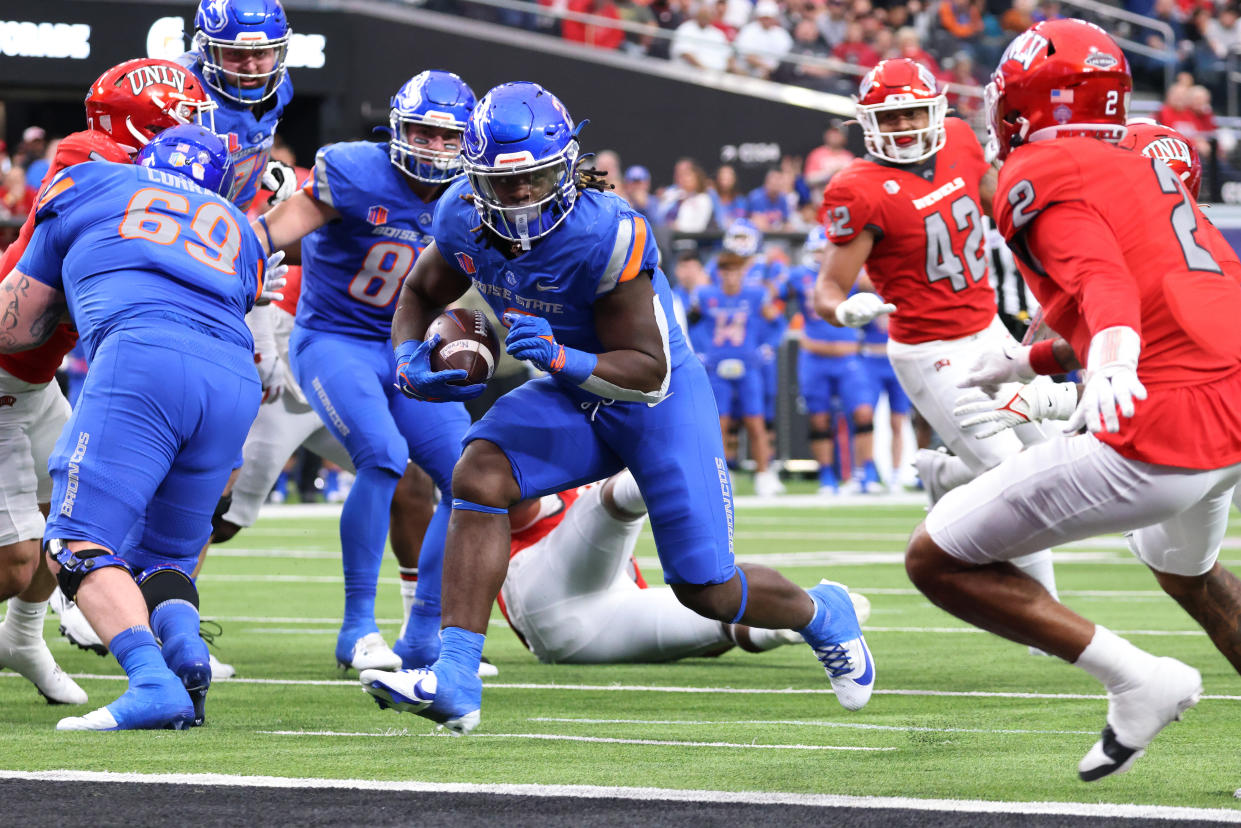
[3,500,1240,811]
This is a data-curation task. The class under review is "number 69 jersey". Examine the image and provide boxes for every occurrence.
[820,116,995,345]
[297,141,439,341]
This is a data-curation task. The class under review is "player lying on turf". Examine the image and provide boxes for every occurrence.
[500,469,871,663]
[2,125,272,730]
[360,81,874,735]
[905,19,1241,781]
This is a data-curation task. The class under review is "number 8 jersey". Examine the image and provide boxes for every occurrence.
[820,116,995,344]
[297,141,439,340]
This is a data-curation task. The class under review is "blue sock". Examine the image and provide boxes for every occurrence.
[412,495,451,611]
[438,626,484,676]
[339,466,400,632]
[273,471,288,497]
[150,599,207,675]
[864,461,880,485]
[818,466,838,488]
[324,469,340,497]
[110,626,168,682]
[795,594,827,639]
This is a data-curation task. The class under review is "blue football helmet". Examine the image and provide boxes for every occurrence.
[194,0,291,105]
[722,218,762,259]
[462,82,582,246]
[803,225,828,253]
[389,71,477,184]
[136,124,239,200]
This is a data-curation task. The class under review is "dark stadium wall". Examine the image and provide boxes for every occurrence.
[6,0,845,185]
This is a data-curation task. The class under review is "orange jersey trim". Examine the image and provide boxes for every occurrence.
[36,176,75,211]
[618,217,648,283]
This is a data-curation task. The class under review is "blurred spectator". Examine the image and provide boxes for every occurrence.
[671,2,733,70]
[1158,82,1204,140]
[617,0,659,54]
[1205,5,1241,59]
[945,52,983,117]
[713,0,740,40]
[804,122,854,190]
[0,166,34,220]
[820,0,850,48]
[720,0,755,31]
[711,163,748,227]
[777,19,838,89]
[19,126,48,190]
[895,26,942,76]
[732,0,794,79]
[833,21,880,66]
[746,167,792,231]
[658,157,716,232]
[624,165,655,215]
[592,149,626,198]
[781,153,815,226]
[1031,0,1061,22]
[1000,0,1035,33]
[562,0,626,49]
[935,0,984,59]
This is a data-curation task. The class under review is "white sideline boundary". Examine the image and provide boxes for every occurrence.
[0,770,1237,822]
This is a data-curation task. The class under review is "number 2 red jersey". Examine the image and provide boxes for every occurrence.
[996,137,1241,469]
[0,130,131,383]
[821,117,995,345]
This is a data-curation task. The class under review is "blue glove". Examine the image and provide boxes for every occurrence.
[503,313,596,383]
[394,335,486,401]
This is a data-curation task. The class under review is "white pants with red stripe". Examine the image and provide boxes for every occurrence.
[500,484,729,663]
[927,433,1241,577]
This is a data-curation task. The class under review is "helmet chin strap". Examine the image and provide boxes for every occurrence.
[514,212,532,251]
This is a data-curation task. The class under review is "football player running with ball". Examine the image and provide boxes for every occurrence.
[814,57,1059,604]
[255,71,476,672]
[905,19,1241,781]
[362,82,874,734]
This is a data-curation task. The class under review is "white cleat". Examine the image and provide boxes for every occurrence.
[1078,657,1203,782]
[209,653,236,680]
[0,632,88,705]
[360,667,481,735]
[58,601,106,656]
[477,656,499,678]
[57,708,119,731]
[754,470,785,497]
[338,632,403,672]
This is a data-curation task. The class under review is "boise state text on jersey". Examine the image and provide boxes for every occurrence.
[178,53,293,210]
[298,141,440,341]
[434,181,693,376]
[17,161,263,358]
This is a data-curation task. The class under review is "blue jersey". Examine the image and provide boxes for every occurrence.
[434,182,693,372]
[179,53,293,211]
[691,284,770,367]
[745,187,790,227]
[17,162,262,358]
[862,315,890,345]
[788,266,858,344]
[298,141,440,341]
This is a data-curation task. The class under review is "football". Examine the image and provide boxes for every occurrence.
[426,308,502,386]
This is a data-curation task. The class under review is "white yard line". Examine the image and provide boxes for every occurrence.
[257,731,895,751]
[528,717,1098,735]
[10,672,1239,701]
[0,770,1237,822]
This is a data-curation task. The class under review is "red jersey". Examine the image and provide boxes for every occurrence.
[821,117,995,344]
[0,130,131,383]
[996,137,1241,470]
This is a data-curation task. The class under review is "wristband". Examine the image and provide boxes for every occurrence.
[1028,339,1064,376]
[256,215,275,254]
[555,345,598,385]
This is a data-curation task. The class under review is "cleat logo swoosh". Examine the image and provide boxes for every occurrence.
[412,678,435,703]
[855,642,874,686]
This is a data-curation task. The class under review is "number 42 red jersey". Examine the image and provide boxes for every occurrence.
[821,117,995,345]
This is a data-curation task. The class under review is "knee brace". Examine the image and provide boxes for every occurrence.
[853,421,874,435]
[210,493,234,542]
[808,429,835,442]
[46,538,132,602]
[138,564,199,616]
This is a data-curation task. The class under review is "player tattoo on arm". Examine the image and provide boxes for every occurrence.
[0,273,66,353]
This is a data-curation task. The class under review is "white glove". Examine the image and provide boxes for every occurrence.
[254,352,282,403]
[835,293,896,328]
[258,249,288,306]
[956,343,1036,397]
[955,382,1079,438]
[1065,326,1147,434]
[261,160,298,206]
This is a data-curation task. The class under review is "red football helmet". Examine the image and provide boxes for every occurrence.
[985,19,1131,161]
[1120,119,1202,201]
[855,58,947,164]
[84,58,216,154]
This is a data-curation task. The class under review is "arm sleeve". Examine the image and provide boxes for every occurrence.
[1025,200,1142,335]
